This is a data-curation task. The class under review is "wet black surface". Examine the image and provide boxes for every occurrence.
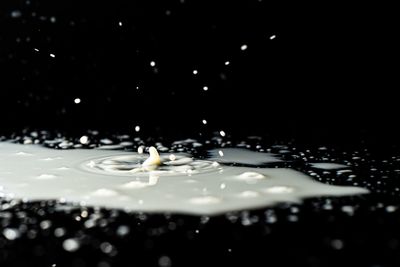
[1,1,400,266]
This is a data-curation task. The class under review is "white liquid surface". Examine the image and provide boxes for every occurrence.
[0,142,368,215]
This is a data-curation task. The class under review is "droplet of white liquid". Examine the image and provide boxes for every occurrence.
[79,136,89,144]
[135,125,140,132]
[3,228,20,240]
[137,146,144,154]
[270,35,276,40]
[37,174,57,180]
[203,86,208,91]
[74,98,81,104]
[225,61,230,65]
[91,188,118,197]
[50,53,55,58]
[238,172,265,180]
[219,131,226,137]
[169,154,176,161]
[202,119,207,125]
[63,238,80,252]
[142,146,161,170]
[150,61,156,67]
[263,186,295,194]
[34,48,39,52]
[118,21,122,26]
[218,150,224,157]
[189,196,221,205]
[193,69,198,75]
[240,44,248,51]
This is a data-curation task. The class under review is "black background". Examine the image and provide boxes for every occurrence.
[0,0,398,143]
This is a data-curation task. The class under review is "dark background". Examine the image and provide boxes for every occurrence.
[0,0,398,144]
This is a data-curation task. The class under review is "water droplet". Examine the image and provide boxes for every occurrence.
[63,238,80,252]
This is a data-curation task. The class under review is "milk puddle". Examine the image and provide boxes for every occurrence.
[0,142,368,215]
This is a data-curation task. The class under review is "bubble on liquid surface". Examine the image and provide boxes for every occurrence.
[0,142,369,215]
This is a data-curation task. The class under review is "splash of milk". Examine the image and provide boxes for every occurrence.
[0,142,368,215]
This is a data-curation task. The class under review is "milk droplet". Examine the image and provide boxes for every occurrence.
[79,136,89,144]
[118,21,122,26]
[63,238,80,252]
[218,150,224,157]
[238,191,260,198]
[193,69,198,75]
[202,119,207,125]
[74,98,81,104]
[189,196,221,205]
[150,61,156,67]
[263,186,295,194]
[237,172,265,180]
[135,125,140,132]
[240,44,248,51]
[219,130,226,137]
[203,86,208,91]
[91,189,118,197]
[270,35,276,40]
[50,53,55,58]
[3,228,20,240]
[37,174,57,179]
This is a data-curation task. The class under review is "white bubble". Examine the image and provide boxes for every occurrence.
[63,238,80,252]
[74,98,81,104]
[79,136,89,144]
[240,44,248,51]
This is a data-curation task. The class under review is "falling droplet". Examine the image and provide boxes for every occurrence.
[240,44,248,51]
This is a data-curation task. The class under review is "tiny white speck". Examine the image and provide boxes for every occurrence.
[224,61,230,66]
[219,130,226,137]
[193,70,198,75]
[118,21,122,26]
[50,53,55,58]
[202,119,207,125]
[150,61,156,67]
[203,86,208,91]
[270,35,276,40]
[135,125,140,132]
[74,98,81,104]
[240,44,248,51]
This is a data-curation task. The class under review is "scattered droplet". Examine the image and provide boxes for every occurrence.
[63,238,80,252]
[240,44,248,51]
[79,136,89,144]
[74,98,81,104]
